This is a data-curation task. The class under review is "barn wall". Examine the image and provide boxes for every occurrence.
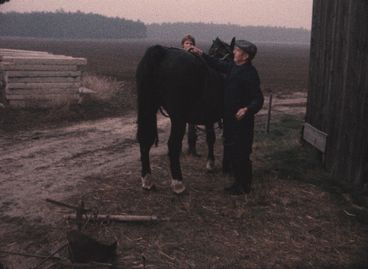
[306,0,368,186]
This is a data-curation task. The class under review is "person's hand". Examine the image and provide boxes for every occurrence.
[183,45,193,52]
[187,46,203,55]
[235,107,248,120]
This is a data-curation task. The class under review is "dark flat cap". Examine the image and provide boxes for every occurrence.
[235,40,257,59]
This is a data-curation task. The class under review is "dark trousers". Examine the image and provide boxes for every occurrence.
[223,139,253,192]
[187,124,197,150]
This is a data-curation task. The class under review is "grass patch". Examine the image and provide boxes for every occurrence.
[256,115,335,187]
[254,114,368,223]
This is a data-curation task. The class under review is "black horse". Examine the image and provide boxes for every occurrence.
[136,38,234,194]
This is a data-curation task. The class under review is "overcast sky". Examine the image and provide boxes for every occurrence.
[0,0,313,29]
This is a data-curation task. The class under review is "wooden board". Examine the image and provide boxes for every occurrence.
[0,64,78,71]
[6,92,79,100]
[0,52,53,57]
[6,71,81,77]
[7,82,81,89]
[6,87,79,96]
[1,57,87,65]
[0,53,54,58]
[303,123,328,153]
[7,77,81,83]
[0,49,51,55]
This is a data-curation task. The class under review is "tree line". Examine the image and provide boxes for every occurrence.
[147,22,310,44]
[0,11,310,43]
[0,11,147,39]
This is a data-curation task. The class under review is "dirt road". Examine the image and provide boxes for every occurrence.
[0,93,307,222]
[0,113,172,223]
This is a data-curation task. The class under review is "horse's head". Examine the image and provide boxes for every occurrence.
[208,37,235,60]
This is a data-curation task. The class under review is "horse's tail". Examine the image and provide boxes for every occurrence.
[136,45,166,147]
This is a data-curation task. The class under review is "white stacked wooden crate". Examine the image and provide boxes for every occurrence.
[0,48,87,108]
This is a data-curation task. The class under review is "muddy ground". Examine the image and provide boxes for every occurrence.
[1,92,367,269]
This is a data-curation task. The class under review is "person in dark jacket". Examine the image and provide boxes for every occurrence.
[189,39,264,195]
[181,34,201,156]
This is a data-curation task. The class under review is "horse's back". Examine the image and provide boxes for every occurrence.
[158,49,206,83]
[137,45,223,124]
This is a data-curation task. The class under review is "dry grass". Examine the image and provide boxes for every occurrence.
[79,73,136,110]
[81,73,122,102]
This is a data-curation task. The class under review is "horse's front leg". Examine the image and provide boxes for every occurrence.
[168,119,186,194]
[205,123,216,172]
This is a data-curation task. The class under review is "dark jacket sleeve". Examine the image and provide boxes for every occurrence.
[202,53,231,74]
[247,68,264,115]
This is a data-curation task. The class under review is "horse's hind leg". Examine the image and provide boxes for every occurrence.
[138,112,157,190]
[205,123,216,172]
[139,141,155,190]
[168,120,186,194]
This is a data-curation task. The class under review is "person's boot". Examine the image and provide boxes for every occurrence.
[187,143,201,157]
[224,175,245,195]
[225,160,246,195]
[187,124,200,156]
[224,182,245,195]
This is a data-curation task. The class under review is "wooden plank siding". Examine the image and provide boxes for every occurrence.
[0,48,87,108]
[306,0,368,187]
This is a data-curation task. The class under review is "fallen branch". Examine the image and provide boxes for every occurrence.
[64,214,164,222]
[57,261,113,268]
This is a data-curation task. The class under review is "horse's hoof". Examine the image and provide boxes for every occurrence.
[141,174,155,190]
[206,160,215,172]
[171,179,186,194]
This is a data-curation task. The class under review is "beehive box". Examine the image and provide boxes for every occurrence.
[0,48,87,108]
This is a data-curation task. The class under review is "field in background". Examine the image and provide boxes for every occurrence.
[0,37,309,130]
[0,37,309,91]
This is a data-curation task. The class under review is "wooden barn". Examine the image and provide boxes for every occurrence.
[305,0,368,188]
[0,49,87,107]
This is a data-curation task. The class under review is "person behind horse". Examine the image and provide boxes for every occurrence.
[190,39,264,195]
[181,34,201,157]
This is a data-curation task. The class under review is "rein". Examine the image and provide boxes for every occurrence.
[159,106,169,117]
[220,53,230,61]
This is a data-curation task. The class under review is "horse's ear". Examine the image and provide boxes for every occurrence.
[230,37,236,50]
